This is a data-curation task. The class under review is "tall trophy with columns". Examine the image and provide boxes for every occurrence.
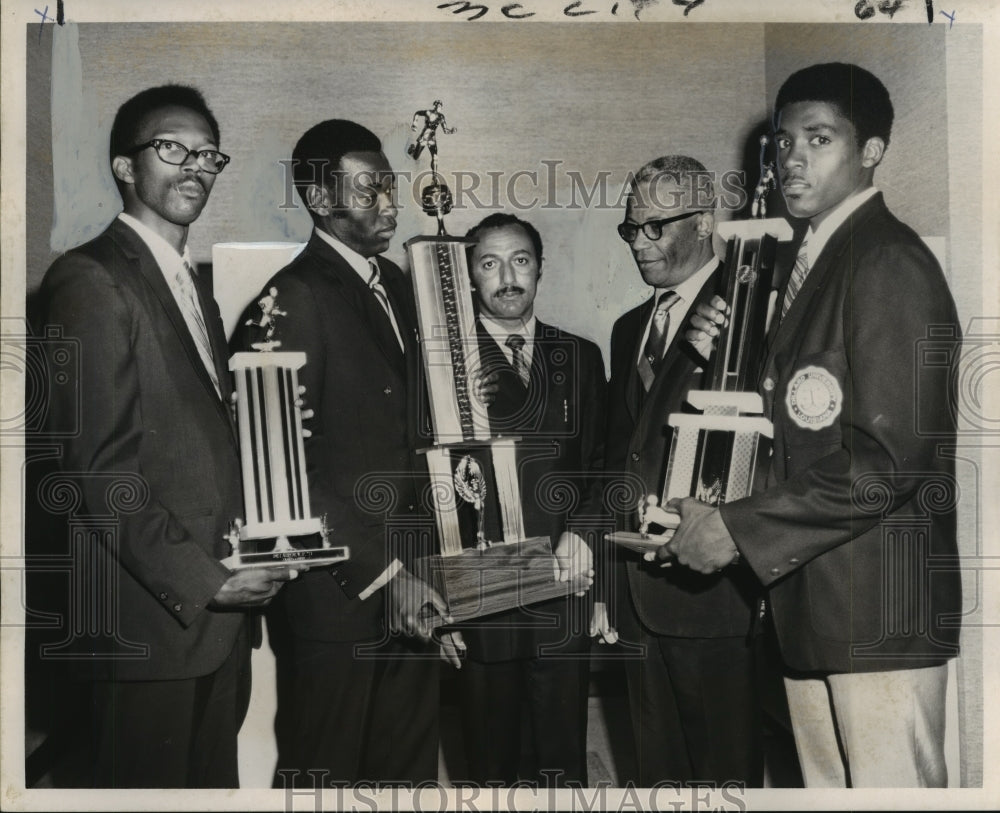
[609,136,794,554]
[224,274,350,569]
[404,100,570,625]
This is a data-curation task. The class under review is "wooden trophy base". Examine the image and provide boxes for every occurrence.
[414,536,572,627]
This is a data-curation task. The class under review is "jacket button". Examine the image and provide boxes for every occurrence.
[408,504,415,511]
[631,452,640,462]
[173,603,182,612]
[339,579,348,587]
[383,386,392,396]
[159,592,168,600]
[789,557,799,564]
[763,377,775,392]
[769,567,781,576]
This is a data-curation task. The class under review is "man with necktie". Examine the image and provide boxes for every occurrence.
[679,63,962,787]
[438,213,606,786]
[36,85,301,787]
[235,119,451,786]
[603,156,764,785]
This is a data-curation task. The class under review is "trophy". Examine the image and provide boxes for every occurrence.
[609,136,794,554]
[224,286,350,569]
[405,100,570,625]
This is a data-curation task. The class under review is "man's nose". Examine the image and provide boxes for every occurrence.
[499,261,517,286]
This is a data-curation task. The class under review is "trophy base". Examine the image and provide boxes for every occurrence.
[414,536,572,627]
[605,530,674,556]
[222,543,351,570]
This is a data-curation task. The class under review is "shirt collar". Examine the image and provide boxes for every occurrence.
[118,212,192,272]
[653,254,718,306]
[314,226,374,285]
[479,313,536,346]
[805,186,879,265]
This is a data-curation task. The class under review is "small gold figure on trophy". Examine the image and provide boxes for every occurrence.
[407,99,457,236]
[245,286,287,351]
[453,455,489,551]
[407,100,456,162]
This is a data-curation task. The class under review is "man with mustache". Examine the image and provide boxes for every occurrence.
[36,85,301,787]
[439,213,605,786]
[679,63,962,787]
[602,157,764,785]
[236,119,450,786]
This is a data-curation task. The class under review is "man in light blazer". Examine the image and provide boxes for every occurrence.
[679,63,962,787]
[603,156,764,785]
[36,85,300,787]
[235,119,451,786]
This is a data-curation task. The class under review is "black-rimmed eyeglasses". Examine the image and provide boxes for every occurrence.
[127,139,231,174]
[617,210,707,243]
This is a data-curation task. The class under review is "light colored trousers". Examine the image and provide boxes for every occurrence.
[784,663,949,787]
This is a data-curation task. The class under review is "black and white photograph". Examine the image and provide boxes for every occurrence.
[1,1,997,810]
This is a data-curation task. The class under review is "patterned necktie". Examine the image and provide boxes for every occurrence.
[505,334,530,387]
[175,259,221,397]
[781,237,810,319]
[368,259,405,353]
[637,290,679,391]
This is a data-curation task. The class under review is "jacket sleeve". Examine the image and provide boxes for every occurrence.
[720,239,960,587]
[41,254,231,628]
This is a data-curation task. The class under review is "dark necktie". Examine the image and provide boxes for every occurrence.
[367,259,405,353]
[505,334,530,387]
[637,290,679,391]
[781,236,810,320]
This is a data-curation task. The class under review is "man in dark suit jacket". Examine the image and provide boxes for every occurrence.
[35,85,299,787]
[235,120,451,786]
[677,63,962,787]
[439,213,606,786]
[603,156,764,785]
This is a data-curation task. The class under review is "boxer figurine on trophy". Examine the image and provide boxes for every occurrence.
[404,101,571,624]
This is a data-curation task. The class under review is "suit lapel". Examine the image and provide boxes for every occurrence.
[766,194,884,364]
[623,297,655,423]
[114,221,230,415]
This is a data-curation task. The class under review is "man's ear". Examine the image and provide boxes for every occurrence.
[305,183,332,216]
[861,137,886,169]
[696,210,715,240]
[112,156,134,185]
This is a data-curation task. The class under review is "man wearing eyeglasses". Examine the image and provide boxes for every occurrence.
[36,85,301,787]
[601,155,764,785]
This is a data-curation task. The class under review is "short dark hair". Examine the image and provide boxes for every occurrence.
[465,213,544,268]
[291,119,383,214]
[110,84,220,162]
[774,62,893,147]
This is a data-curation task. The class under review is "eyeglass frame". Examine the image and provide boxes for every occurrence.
[125,138,231,174]
[617,209,709,243]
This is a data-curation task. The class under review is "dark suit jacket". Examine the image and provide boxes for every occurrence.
[721,193,962,673]
[606,264,761,639]
[37,218,245,681]
[460,320,607,662]
[234,232,432,643]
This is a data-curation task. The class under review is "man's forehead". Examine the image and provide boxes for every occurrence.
[340,151,394,183]
[776,100,852,132]
[627,179,696,217]
[137,105,214,142]
[473,225,535,256]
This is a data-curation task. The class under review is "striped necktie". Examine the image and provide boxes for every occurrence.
[637,290,679,391]
[505,334,530,386]
[175,260,221,397]
[368,259,405,352]
[781,237,810,319]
